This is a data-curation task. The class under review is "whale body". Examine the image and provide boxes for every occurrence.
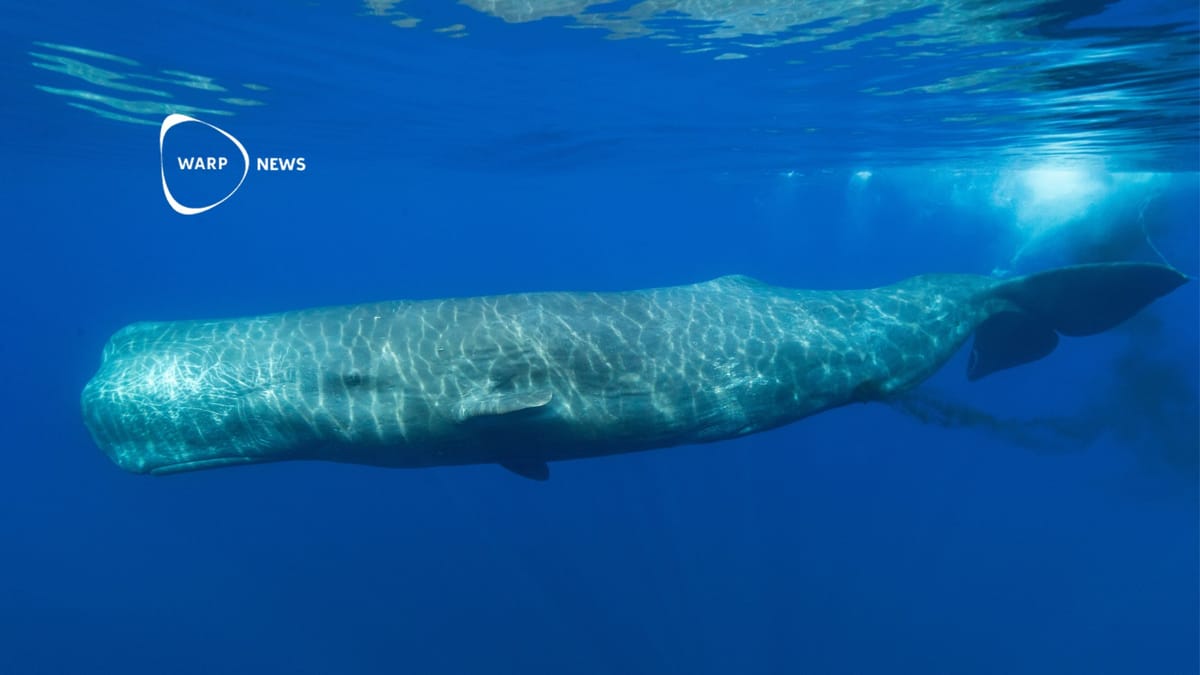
[81,263,1186,479]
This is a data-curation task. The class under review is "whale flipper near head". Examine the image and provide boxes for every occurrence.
[968,263,1188,381]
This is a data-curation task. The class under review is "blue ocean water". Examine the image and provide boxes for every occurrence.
[2,1,1198,673]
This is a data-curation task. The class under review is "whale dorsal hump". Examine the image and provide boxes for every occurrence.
[711,274,768,289]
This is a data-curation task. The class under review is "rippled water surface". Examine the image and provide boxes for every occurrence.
[10,0,1199,170]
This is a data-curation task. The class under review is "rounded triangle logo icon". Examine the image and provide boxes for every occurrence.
[159,114,250,215]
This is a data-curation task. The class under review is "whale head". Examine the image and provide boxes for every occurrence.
[81,320,306,475]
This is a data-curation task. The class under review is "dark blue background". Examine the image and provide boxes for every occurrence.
[2,1,1197,673]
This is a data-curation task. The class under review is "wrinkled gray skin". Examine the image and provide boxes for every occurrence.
[83,274,1011,476]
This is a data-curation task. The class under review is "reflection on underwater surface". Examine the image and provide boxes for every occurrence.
[357,0,1198,168]
[29,41,268,127]
[21,0,1197,170]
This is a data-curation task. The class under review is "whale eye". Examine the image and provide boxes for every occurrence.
[326,370,368,389]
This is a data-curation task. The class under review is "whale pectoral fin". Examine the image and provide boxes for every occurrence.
[499,460,550,481]
[453,389,553,422]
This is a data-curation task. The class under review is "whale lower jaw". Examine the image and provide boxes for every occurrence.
[148,456,265,475]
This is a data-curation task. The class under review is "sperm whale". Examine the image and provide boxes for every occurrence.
[81,263,1187,479]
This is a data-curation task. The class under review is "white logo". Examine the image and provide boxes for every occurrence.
[159,114,306,216]
[159,114,249,216]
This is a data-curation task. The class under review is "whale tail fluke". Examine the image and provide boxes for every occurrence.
[968,263,1188,381]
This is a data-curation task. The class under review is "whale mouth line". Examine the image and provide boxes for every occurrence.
[148,455,262,475]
